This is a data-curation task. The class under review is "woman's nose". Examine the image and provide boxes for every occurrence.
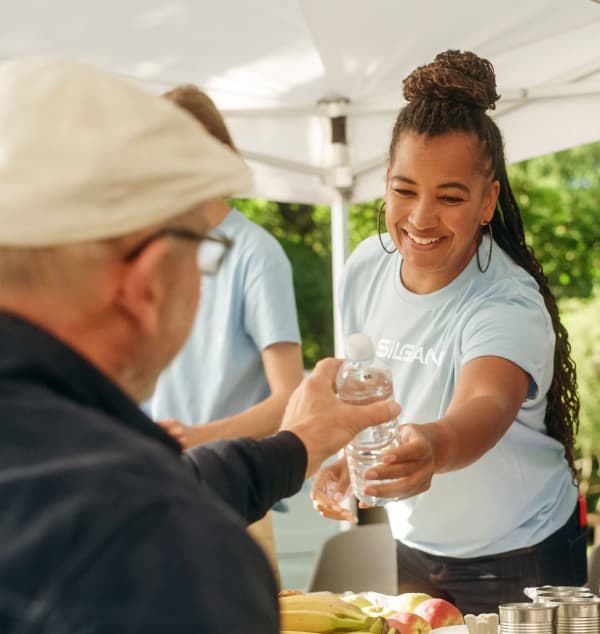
[408,199,438,230]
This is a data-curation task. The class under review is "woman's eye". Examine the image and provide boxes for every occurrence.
[441,196,464,204]
[394,188,414,196]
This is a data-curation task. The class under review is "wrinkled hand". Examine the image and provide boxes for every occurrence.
[310,456,356,523]
[360,423,436,501]
[281,358,401,478]
[157,418,188,448]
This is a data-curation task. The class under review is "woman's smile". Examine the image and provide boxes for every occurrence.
[403,230,443,247]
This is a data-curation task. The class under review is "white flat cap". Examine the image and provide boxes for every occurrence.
[0,57,252,246]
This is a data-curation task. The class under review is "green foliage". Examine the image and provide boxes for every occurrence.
[278,237,334,365]
[561,291,600,515]
[508,142,600,299]
[561,291,600,457]
[348,199,380,251]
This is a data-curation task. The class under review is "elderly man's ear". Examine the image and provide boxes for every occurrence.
[115,239,171,338]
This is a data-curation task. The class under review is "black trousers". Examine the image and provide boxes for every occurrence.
[395,502,587,614]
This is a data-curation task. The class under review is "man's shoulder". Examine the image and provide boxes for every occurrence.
[1,388,194,501]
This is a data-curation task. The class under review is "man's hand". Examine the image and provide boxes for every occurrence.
[281,358,401,478]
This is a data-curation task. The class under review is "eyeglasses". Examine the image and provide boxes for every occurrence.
[123,227,233,275]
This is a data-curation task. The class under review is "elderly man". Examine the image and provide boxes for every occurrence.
[0,58,400,633]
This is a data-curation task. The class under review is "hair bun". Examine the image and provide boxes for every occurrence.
[403,49,500,111]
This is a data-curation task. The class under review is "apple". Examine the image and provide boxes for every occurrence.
[389,592,432,614]
[414,598,464,628]
[387,611,432,634]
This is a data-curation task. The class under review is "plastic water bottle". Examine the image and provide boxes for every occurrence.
[337,332,400,506]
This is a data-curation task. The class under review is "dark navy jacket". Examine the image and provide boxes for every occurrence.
[0,312,306,633]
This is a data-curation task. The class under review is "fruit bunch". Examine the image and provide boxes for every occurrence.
[279,591,382,633]
[278,590,464,634]
[341,591,464,634]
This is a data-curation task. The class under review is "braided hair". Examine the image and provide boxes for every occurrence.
[389,50,579,475]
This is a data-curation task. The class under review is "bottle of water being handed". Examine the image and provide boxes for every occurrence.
[337,332,400,506]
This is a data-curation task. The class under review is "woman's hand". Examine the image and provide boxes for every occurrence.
[310,424,436,519]
[310,424,437,519]
[310,456,357,523]
[362,424,436,501]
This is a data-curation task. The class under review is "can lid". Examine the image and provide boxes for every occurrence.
[345,333,374,361]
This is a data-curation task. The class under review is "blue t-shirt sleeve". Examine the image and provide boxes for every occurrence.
[460,291,555,399]
[243,239,301,351]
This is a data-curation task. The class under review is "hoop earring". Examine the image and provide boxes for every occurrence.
[476,221,493,273]
[377,202,396,254]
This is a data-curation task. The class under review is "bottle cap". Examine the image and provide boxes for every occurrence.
[345,333,374,361]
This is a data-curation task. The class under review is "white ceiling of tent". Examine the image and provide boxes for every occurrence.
[1,0,599,206]
[1,0,599,353]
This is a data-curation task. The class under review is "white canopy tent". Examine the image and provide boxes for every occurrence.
[1,0,599,353]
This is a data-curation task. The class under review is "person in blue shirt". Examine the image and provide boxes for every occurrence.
[151,85,304,575]
[153,84,304,447]
[311,49,584,613]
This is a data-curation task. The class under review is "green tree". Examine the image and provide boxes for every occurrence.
[561,291,600,514]
[508,142,600,299]
[561,292,600,456]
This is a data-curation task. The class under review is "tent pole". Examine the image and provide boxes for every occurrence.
[318,97,353,359]
[330,187,356,530]
[331,189,350,358]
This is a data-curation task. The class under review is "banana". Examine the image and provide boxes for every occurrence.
[280,609,371,633]
[280,591,367,620]
[369,616,386,634]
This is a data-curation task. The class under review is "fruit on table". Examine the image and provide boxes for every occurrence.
[280,591,366,620]
[279,591,374,632]
[369,616,389,634]
[279,614,391,634]
[278,590,463,633]
[363,605,398,619]
[414,598,464,628]
[342,592,375,609]
[280,609,373,632]
[386,611,432,634]
[389,593,432,614]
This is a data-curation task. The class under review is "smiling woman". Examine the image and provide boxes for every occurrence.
[384,131,499,294]
[310,49,583,615]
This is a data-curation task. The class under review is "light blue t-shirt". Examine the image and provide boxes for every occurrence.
[340,233,577,557]
[152,209,301,425]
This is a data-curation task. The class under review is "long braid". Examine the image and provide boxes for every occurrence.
[492,167,579,476]
[390,50,580,476]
